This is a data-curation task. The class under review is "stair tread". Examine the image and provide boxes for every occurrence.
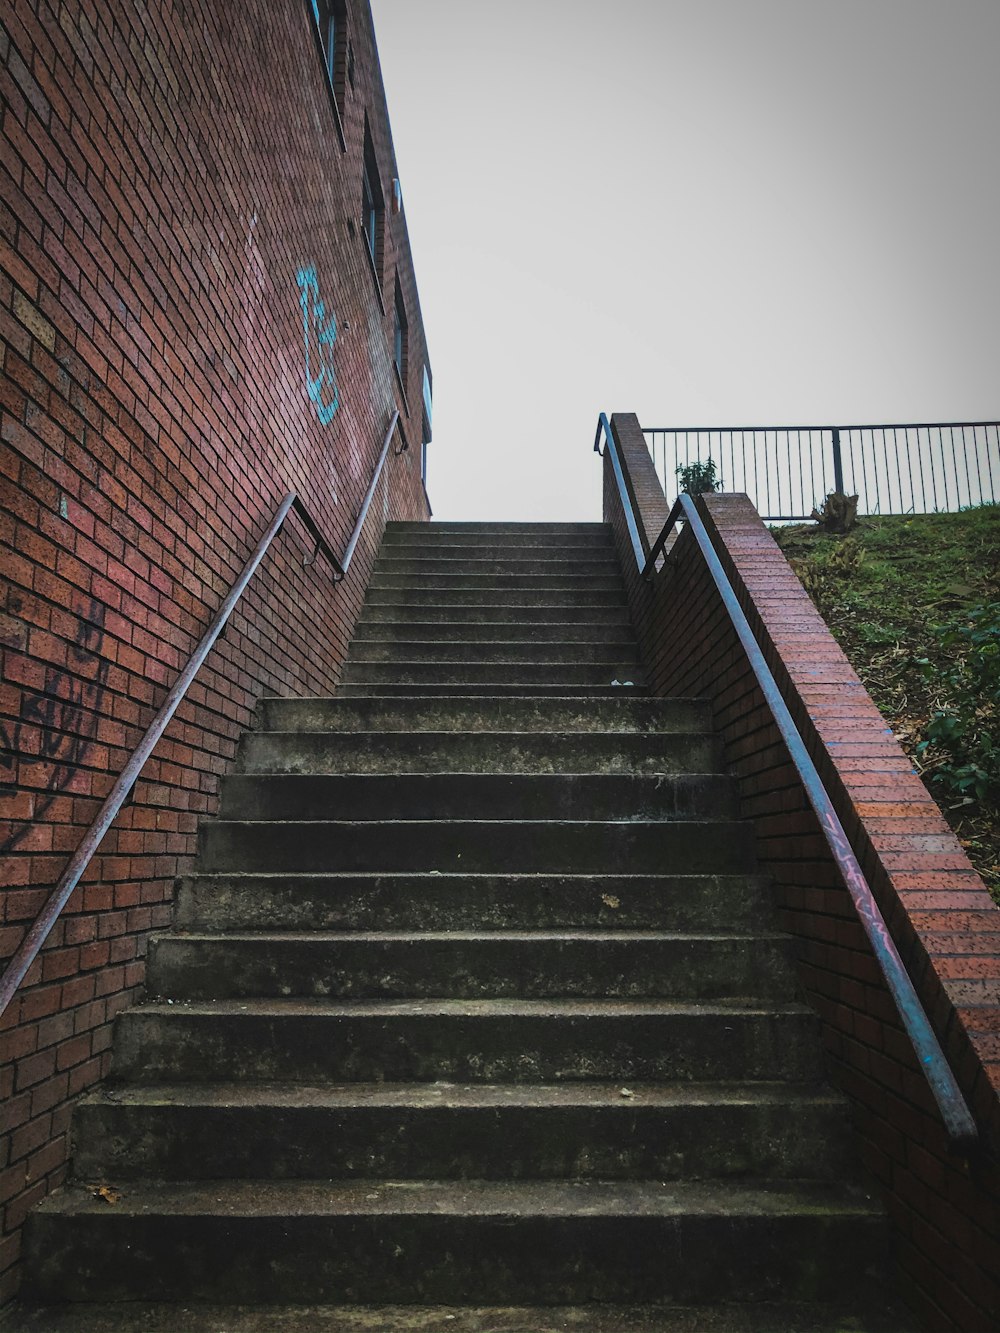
[3,1301,920,1332]
[132,997,812,1017]
[18,514,908,1328]
[85,1080,842,1109]
[182,871,767,882]
[334,686,651,695]
[36,1177,882,1219]
[366,610,633,617]
[374,558,621,565]
[159,930,785,944]
[258,698,707,729]
[226,772,727,783]
[351,634,637,640]
[345,654,641,660]
[184,869,765,879]
[207,818,745,828]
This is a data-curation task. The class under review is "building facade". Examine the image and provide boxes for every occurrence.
[0,0,430,1296]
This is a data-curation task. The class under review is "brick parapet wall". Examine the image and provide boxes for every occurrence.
[0,0,430,1298]
[603,415,1000,1331]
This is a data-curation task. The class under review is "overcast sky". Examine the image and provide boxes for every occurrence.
[370,0,1000,522]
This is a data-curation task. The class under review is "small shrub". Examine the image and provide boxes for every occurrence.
[676,457,721,495]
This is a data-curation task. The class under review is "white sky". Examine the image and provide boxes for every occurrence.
[370,0,1000,521]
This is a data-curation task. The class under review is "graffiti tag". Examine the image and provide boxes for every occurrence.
[297,265,339,424]
[1,600,111,853]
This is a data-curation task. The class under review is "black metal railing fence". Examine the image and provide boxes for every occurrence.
[643,421,999,521]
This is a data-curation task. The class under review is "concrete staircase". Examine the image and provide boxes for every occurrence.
[17,522,913,1331]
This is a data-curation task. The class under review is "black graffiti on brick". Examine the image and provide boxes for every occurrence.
[1,600,111,853]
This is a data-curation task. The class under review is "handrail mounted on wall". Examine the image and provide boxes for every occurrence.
[595,411,978,1153]
[0,411,403,1020]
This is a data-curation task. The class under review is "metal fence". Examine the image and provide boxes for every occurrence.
[643,422,1000,521]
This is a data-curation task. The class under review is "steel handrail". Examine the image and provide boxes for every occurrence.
[0,413,404,1019]
[338,411,405,577]
[595,412,978,1152]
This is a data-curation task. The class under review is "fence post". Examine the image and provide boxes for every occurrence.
[831,428,844,494]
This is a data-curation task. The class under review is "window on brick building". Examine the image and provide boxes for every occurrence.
[393,278,408,384]
[421,365,433,484]
[361,125,384,282]
[310,0,347,118]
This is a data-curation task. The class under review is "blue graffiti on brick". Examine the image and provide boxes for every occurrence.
[297,265,339,424]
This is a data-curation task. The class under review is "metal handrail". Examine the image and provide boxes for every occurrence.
[338,411,405,577]
[641,419,998,521]
[641,417,1000,433]
[595,412,979,1152]
[0,412,404,1019]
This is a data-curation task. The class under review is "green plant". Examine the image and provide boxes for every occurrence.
[914,601,1000,804]
[675,457,721,495]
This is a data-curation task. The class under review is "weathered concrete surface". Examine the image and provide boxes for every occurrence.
[239,730,718,775]
[3,1304,919,1332]
[16,519,909,1330]
[218,773,738,821]
[146,930,793,1001]
[28,1179,889,1304]
[73,1081,851,1181]
[110,998,825,1084]
[257,695,711,735]
[174,872,774,933]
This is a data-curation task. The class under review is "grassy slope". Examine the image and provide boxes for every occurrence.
[772,506,1000,901]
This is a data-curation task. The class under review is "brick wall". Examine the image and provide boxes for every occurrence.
[0,0,430,1297]
[604,412,1000,1332]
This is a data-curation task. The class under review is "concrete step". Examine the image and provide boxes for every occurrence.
[345,640,640,665]
[25,1177,887,1305]
[372,558,621,578]
[354,620,637,642]
[387,521,613,538]
[174,872,776,934]
[219,774,737,821]
[72,1082,852,1182]
[258,696,707,733]
[364,585,628,606]
[376,543,616,561]
[338,663,647,686]
[334,683,650,698]
[238,731,714,775]
[110,998,825,1084]
[146,931,795,1002]
[383,522,614,545]
[367,575,629,592]
[4,1299,919,1332]
[13,499,907,1333]
[198,819,756,875]
[358,603,633,624]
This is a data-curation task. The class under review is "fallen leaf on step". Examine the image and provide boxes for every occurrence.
[601,894,620,909]
[619,1088,634,1099]
[91,1185,121,1205]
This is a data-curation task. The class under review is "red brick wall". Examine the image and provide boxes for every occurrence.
[0,0,430,1297]
[604,413,1000,1332]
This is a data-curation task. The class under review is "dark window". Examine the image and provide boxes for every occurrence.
[393,279,408,381]
[324,8,337,82]
[421,366,432,484]
[361,126,384,279]
[310,0,346,115]
[362,161,377,259]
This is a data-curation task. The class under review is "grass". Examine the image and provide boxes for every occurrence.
[771,504,1000,901]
